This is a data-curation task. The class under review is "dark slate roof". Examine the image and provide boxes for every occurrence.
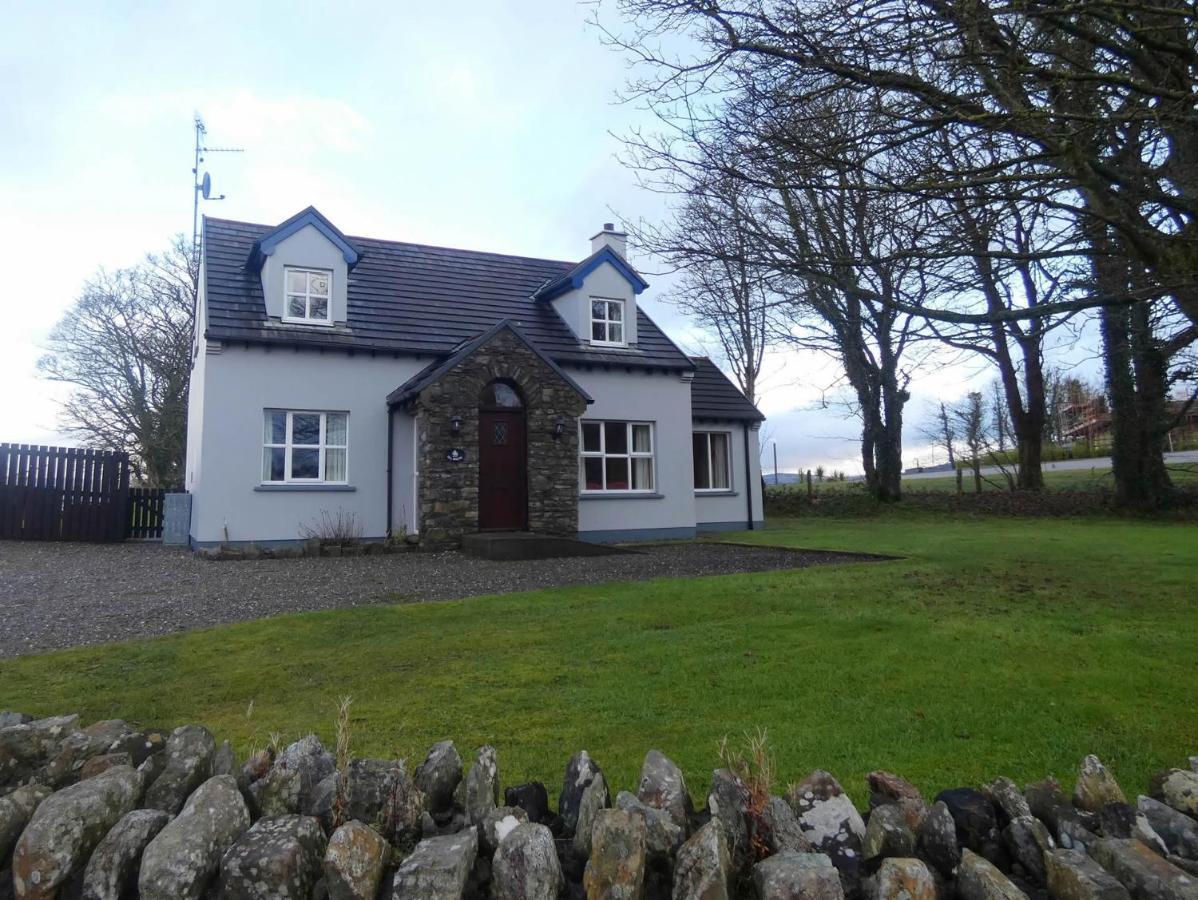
[689,357,765,421]
[386,320,594,407]
[202,216,693,371]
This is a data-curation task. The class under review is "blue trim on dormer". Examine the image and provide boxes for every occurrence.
[532,246,649,301]
[250,206,360,268]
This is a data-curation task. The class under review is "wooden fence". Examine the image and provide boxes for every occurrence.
[127,487,166,540]
[0,443,138,542]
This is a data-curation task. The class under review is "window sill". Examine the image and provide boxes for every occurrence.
[254,484,357,492]
[280,319,335,328]
[695,490,739,497]
[579,492,664,500]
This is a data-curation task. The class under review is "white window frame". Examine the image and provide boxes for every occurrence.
[282,266,333,326]
[589,297,626,346]
[262,409,349,484]
[693,430,733,492]
[579,420,655,493]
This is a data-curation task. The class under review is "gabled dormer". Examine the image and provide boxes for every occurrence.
[248,207,359,327]
[534,224,649,348]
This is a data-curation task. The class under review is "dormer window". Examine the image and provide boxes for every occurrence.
[284,267,332,325]
[591,298,624,345]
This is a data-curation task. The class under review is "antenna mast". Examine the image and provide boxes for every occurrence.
[191,115,244,249]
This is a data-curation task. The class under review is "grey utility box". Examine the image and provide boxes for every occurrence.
[162,492,193,546]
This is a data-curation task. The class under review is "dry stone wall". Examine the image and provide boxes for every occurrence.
[2,710,1197,899]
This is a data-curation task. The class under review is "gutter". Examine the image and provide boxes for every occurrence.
[385,405,395,538]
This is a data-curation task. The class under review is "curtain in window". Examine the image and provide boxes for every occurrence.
[710,433,730,489]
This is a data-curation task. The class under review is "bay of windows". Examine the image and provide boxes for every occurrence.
[262,410,348,483]
[693,431,731,491]
[580,420,654,492]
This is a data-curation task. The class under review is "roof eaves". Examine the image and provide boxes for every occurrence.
[532,246,649,301]
[249,206,361,269]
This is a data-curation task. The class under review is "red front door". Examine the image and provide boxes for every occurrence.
[478,410,527,530]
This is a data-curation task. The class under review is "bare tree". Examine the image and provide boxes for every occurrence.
[954,392,988,494]
[920,401,957,468]
[38,237,197,486]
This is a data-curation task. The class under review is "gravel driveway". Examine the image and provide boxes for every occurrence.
[0,540,877,658]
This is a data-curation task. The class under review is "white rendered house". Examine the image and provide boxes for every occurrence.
[185,207,764,547]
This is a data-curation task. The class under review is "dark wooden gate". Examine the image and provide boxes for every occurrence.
[0,443,131,542]
[127,487,166,540]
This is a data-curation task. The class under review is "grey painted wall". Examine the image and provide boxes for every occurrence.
[189,344,424,544]
[693,421,764,529]
[550,260,640,346]
[259,224,349,323]
[568,367,696,537]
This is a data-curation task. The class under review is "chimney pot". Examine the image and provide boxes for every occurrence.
[603,222,615,232]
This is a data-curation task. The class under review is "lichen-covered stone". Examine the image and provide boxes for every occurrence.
[956,848,1028,900]
[752,850,842,900]
[574,770,611,858]
[1139,795,1198,860]
[562,751,604,835]
[617,791,685,856]
[0,715,79,789]
[934,787,1004,865]
[249,764,302,817]
[482,807,530,857]
[917,800,959,877]
[80,808,170,900]
[1002,815,1054,885]
[138,774,250,900]
[340,758,425,851]
[763,796,813,855]
[874,857,936,900]
[1090,838,1198,900]
[78,753,132,781]
[867,772,922,810]
[415,741,462,814]
[638,750,694,833]
[672,819,730,900]
[219,814,327,900]
[458,745,499,830]
[863,803,917,861]
[1099,802,1168,856]
[793,779,866,895]
[142,724,216,814]
[392,829,478,900]
[324,819,391,900]
[584,809,647,900]
[1026,778,1095,844]
[10,765,141,899]
[1158,769,1198,818]
[707,768,751,873]
[1045,849,1131,900]
[493,822,564,900]
[1074,756,1127,813]
[0,783,52,868]
[984,777,1032,824]
[274,735,335,811]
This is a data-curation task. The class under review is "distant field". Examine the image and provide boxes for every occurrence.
[781,463,1198,495]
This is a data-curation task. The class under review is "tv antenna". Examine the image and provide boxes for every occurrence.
[192,115,244,248]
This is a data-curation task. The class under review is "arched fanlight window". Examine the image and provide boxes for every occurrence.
[479,379,523,409]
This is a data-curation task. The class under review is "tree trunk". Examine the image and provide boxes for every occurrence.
[1100,298,1174,510]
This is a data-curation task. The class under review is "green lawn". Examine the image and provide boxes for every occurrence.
[784,462,1198,494]
[1,514,1195,808]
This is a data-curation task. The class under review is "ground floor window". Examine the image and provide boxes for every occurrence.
[693,431,731,491]
[580,420,654,492]
[262,410,348,483]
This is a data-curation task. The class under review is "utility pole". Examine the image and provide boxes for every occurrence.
[773,441,778,486]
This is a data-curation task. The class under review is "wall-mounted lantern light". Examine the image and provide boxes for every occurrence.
[553,418,568,440]
[449,415,463,434]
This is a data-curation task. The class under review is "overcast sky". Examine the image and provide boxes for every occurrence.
[0,0,1098,474]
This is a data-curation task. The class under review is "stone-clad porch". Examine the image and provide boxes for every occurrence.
[388,322,591,546]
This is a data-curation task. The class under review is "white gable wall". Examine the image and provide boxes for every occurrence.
[550,261,639,346]
[260,224,350,323]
